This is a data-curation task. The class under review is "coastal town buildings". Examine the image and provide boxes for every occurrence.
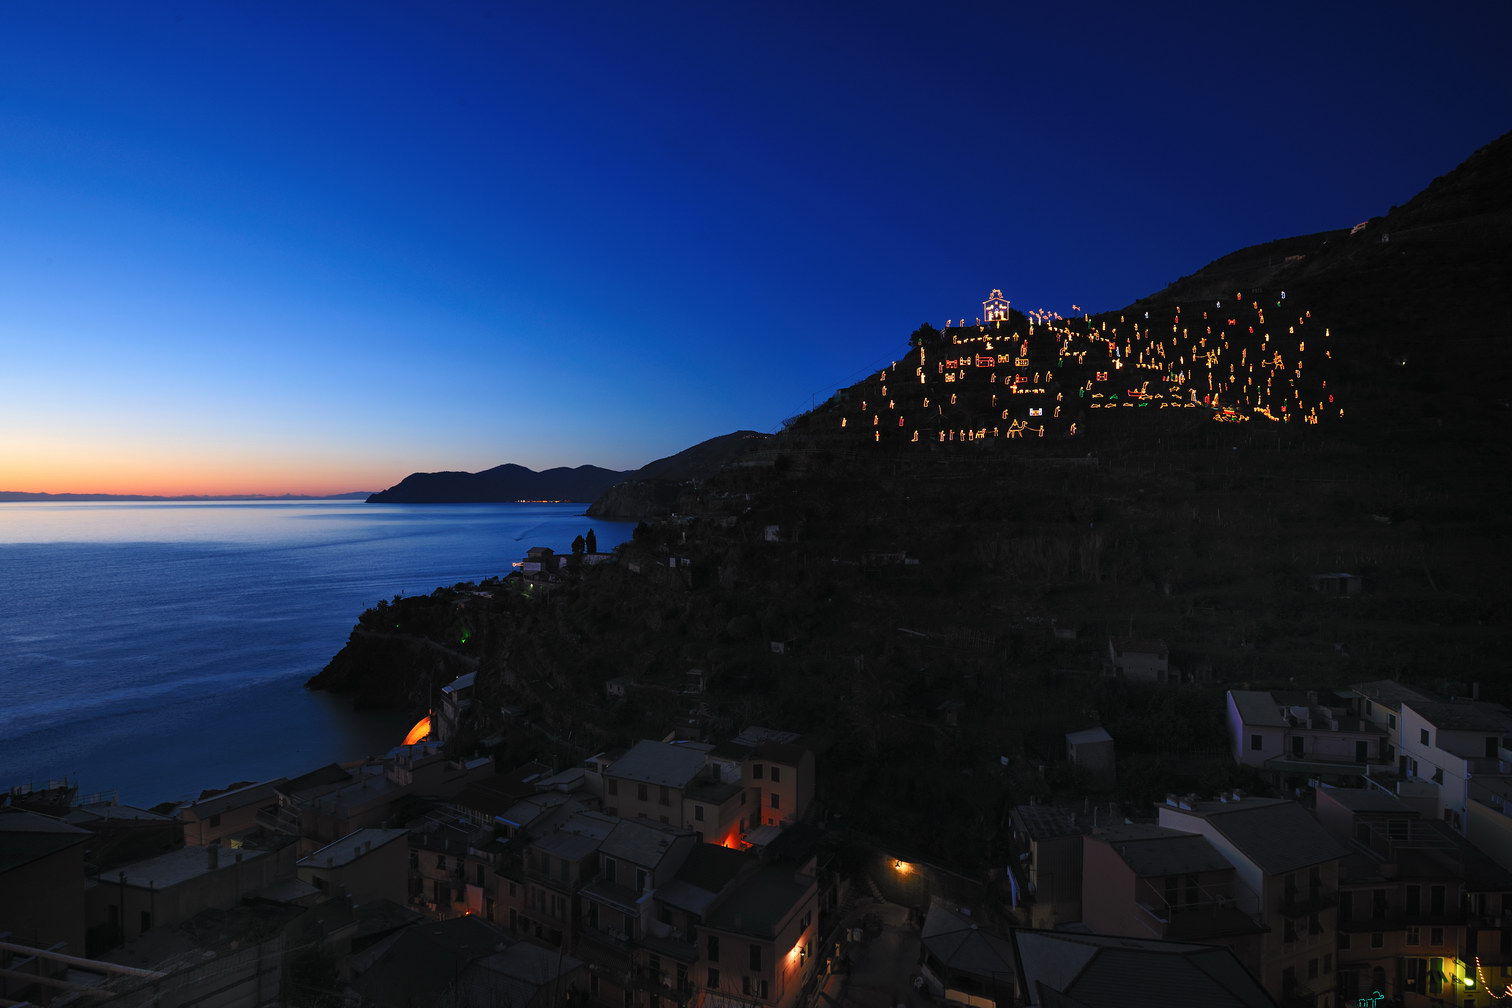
[1157,796,1347,1005]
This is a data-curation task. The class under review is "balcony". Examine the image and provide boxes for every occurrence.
[633,965,695,1004]
[1281,887,1338,918]
[1134,879,1264,940]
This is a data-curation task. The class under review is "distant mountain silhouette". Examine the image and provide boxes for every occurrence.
[367,431,771,505]
[0,491,373,501]
[366,464,627,503]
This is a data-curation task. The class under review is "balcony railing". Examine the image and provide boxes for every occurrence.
[1281,887,1338,917]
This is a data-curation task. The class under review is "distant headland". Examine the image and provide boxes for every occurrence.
[366,431,771,515]
[0,491,375,502]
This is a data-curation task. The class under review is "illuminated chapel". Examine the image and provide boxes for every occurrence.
[983,289,1011,321]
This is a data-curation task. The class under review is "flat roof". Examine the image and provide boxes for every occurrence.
[298,828,409,869]
[607,740,712,788]
[705,864,812,938]
[107,843,267,890]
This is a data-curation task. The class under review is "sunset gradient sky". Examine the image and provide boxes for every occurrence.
[3,2,1510,495]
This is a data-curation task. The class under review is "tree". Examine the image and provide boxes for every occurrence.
[908,322,941,348]
[571,535,585,555]
[585,528,597,553]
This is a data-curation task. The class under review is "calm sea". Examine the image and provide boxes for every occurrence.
[0,501,632,807]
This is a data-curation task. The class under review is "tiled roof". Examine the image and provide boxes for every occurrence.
[0,809,92,874]
[1228,690,1287,728]
[1350,680,1440,711]
[1011,929,1274,1008]
[1162,798,1347,875]
[920,900,1014,979]
[1066,727,1113,746]
[1011,804,1082,841]
[1092,825,1232,877]
[1409,700,1512,733]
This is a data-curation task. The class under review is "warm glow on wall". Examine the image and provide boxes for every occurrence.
[403,715,432,745]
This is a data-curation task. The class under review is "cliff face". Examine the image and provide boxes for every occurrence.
[585,478,683,520]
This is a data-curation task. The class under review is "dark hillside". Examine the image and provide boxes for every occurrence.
[315,132,1512,868]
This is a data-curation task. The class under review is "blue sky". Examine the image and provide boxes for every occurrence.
[3,1,1509,493]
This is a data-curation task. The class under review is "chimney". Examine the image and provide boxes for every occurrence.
[208,843,220,870]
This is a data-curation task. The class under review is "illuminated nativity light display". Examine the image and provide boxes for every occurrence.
[840,288,1341,446]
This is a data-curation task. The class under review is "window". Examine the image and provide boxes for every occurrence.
[1432,766,1444,784]
[1338,932,1351,950]
[1430,927,1443,946]
[1428,957,1443,994]
[770,767,781,783]
[1421,728,1431,745]
[1324,954,1332,972]
[750,944,762,970]
[313,876,328,892]
[1284,919,1298,944]
[1431,885,1446,916]
[770,793,781,809]
[707,936,720,961]
[141,910,152,932]
[638,783,649,801]
[1407,927,1420,945]
[637,867,649,892]
[659,785,670,806]
[208,813,221,828]
[1251,734,1263,750]
[1389,714,1397,728]
[1308,959,1319,980]
[753,764,764,780]
[706,968,720,989]
[437,854,447,869]
[608,779,618,796]
[603,856,616,882]
[1371,932,1385,949]
[1407,885,1421,915]
[694,804,705,821]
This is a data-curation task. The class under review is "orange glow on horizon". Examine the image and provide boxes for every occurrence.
[403,715,432,746]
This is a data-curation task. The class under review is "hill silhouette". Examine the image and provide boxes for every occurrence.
[368,431,770,504]
[316,131,1512,869]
